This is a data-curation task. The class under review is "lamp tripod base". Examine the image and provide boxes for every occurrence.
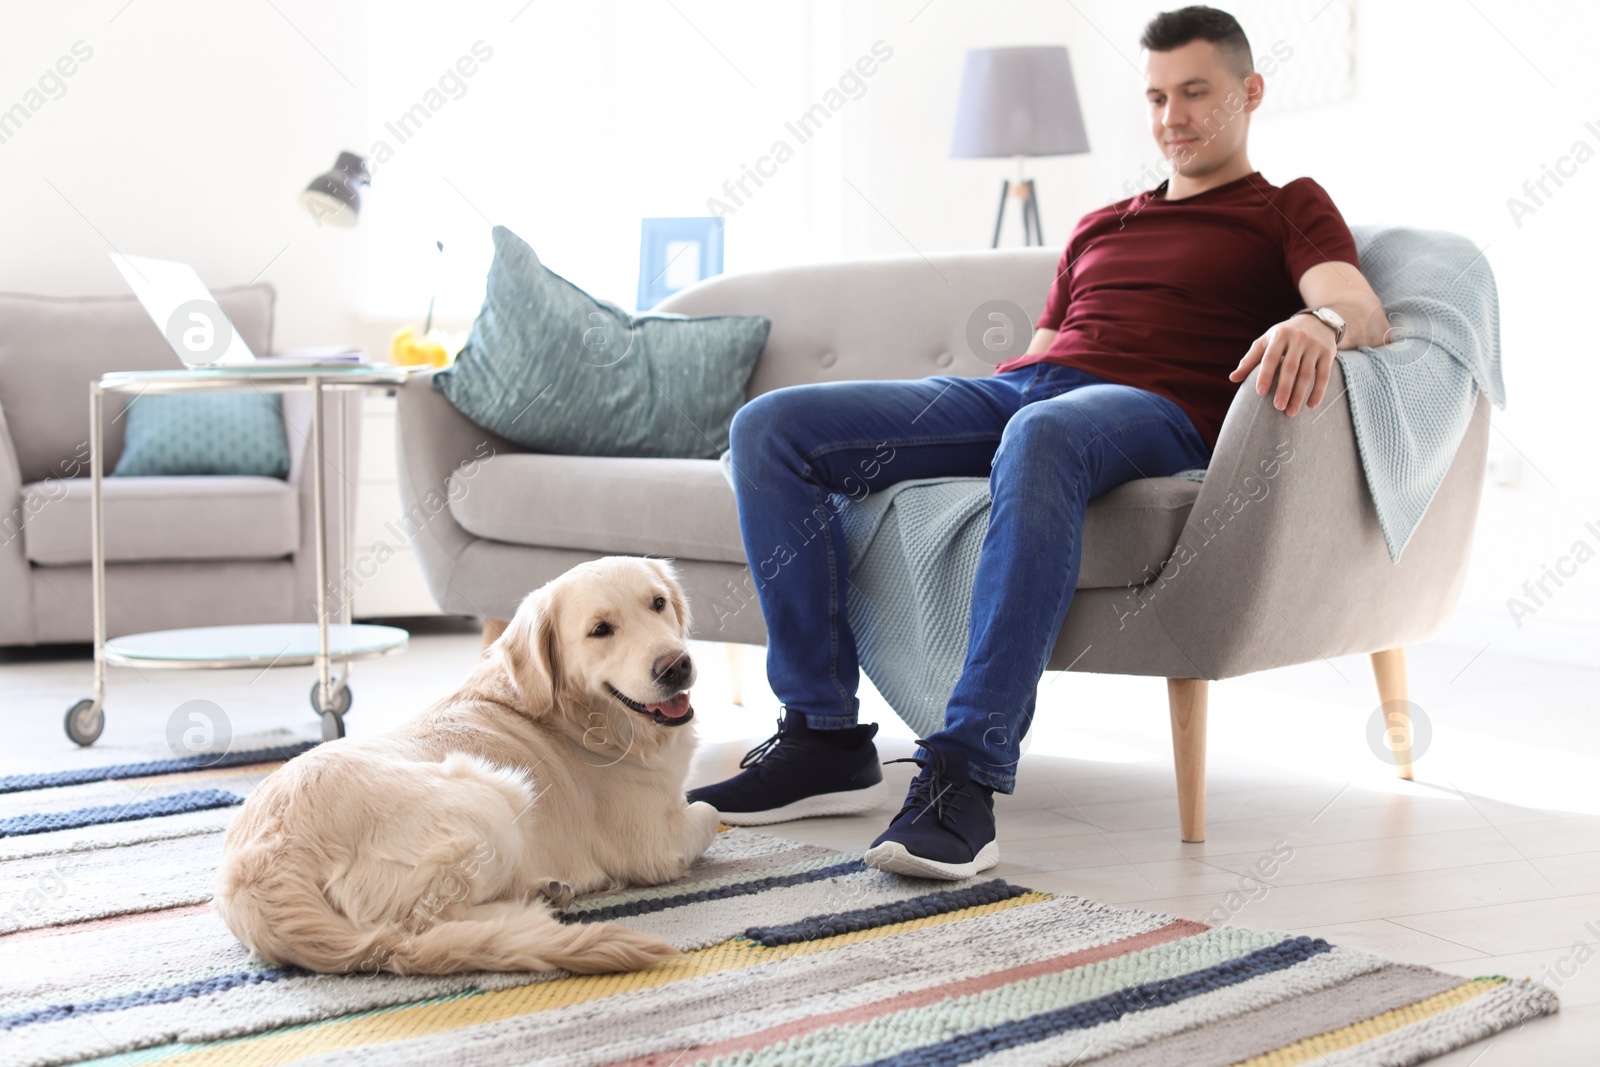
[992,179,1045,248]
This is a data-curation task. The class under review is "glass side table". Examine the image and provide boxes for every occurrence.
[66,364,421,746]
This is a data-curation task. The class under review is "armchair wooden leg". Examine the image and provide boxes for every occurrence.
[1167,678,1208,843]
[1370,647,1413,780]
[482,617,509,650]
[725,643,745,706]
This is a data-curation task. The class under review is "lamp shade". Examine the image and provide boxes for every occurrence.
[951,47,1090,158]
[300,151,370,227]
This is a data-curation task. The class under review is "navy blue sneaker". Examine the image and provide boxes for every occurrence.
[864,740,998,880]
[686,709,890,825]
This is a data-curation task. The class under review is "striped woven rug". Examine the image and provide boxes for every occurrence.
[0,735,1557,1067]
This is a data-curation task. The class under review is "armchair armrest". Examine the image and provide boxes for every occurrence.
[394,370,520,615]
[0,400,32,644]
[1145,359,1490,679]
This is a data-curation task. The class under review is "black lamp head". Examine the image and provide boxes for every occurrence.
[300,151,370,227]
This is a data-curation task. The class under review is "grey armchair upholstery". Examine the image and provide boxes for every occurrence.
[396,245,1490,840]
[0,286,358,645]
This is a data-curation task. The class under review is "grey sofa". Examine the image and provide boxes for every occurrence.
[395,246,1490,841]
[0,286,358,645]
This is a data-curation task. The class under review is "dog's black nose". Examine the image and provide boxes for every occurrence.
[653,650,692,689]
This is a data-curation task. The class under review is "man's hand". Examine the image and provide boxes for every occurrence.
[1228,313,1337,417]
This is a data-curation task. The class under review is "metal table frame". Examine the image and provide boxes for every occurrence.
[69,366,416,745]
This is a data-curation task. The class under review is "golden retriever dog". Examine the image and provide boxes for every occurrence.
[214,556,720,975]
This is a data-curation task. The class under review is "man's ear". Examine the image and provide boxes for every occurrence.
[498,587,561,715]
[647,557,692,636]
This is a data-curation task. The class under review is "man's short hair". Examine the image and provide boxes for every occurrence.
[1140,6,1253,79]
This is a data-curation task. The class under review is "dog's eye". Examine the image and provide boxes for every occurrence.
[651,595,666,612]
[589,621,613,638]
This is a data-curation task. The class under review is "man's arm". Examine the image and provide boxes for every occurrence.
[1026,328,1058,356]
[1228,261,1389,417]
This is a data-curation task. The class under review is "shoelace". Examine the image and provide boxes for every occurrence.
[883,740,971,824]
[738,716,789,769]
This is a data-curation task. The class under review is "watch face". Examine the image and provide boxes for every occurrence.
[1319,307,1346,330]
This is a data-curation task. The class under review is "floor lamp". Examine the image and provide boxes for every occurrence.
[951,47,1090,247]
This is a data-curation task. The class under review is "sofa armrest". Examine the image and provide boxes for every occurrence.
[1143,359,1489,678]
[0,400,32,644]
[394,370,522,615]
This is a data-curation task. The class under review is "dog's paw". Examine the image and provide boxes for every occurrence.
[533,879,574,910]
[684,800,721,854]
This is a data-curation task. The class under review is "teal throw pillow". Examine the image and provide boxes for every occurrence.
[435,226,769,459]
[112,393,291,478]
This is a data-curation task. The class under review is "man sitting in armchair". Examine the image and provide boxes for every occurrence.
[690,5,1390,879]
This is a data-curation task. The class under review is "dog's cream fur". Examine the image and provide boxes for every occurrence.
[214,557,720,975]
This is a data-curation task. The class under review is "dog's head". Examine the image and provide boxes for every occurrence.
[498,557,697,753]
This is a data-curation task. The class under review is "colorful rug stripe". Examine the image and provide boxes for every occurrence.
[0,966,294,1031]
[743,878,1032,946]
[860,937,1332,1067]
[0,789,241,837]
[0,743,316,795]
[1229,977,1521,1066]
[568,858,867,922]
[1076,962,1465,1067]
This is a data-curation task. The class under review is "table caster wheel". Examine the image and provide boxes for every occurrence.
[320,710,346,742]
[65,699,105,747]
[311,680,352,716]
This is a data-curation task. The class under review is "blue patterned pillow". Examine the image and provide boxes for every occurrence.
[435,226,769,459]
[112,393,291,478]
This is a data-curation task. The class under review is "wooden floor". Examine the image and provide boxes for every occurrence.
[5,627,1595,1063]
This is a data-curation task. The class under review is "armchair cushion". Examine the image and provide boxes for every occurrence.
[21,475,299,566]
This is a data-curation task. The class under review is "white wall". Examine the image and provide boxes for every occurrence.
[0,0,369,348]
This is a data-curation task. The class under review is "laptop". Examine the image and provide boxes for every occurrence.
[110,253,259,367]
[110,253,365,368]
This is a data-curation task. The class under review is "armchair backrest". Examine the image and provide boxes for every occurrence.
[0,284,275,483]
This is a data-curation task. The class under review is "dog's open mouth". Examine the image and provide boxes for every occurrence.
[606,684,694,727]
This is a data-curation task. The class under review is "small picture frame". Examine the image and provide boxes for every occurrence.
[637,217,726,311]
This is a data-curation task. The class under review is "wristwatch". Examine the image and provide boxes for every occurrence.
[1294,306,1346,345]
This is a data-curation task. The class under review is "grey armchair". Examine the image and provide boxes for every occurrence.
[396,242,1490,841]
[0,286,358,646]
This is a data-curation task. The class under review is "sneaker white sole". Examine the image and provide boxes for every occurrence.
[713,779,893,826]
[862,839,1000,880]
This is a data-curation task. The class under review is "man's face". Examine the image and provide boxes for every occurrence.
[1144,40,1261,179]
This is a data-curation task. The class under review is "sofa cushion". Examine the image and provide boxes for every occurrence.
[21,475,299,566]
[434,226,769,460]
[448,453,1203,589]
[0,285,276,485]
[450,455,746,564]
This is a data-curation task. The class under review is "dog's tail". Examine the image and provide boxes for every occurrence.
[381,905,679,975]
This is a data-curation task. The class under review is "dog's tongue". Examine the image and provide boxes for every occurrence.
[647,691,692,719]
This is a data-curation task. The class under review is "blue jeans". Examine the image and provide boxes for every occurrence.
[726,362,1212,793]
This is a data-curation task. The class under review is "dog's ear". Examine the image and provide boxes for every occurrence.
[646,557,692,636]
[498,586,561,715]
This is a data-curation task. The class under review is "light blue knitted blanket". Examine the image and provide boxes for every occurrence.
[720,226,1505,736]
